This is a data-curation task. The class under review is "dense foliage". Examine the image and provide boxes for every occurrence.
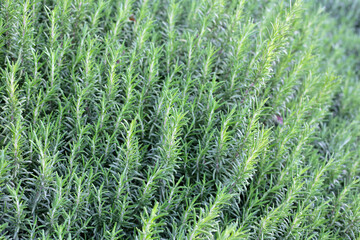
[0,0,359,239]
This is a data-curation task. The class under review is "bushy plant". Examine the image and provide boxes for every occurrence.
[0,0,359,239]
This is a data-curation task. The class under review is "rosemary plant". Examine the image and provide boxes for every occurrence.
[0,0,359,239]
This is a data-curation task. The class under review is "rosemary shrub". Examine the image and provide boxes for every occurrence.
[0,0,359,239]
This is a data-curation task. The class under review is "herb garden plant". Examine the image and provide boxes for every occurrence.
[0,0,359,239]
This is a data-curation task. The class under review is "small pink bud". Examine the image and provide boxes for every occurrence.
[276,115,283,125]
